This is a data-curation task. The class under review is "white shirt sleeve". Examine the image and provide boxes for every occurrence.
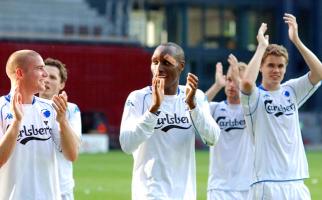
[240,87,260,117]
[283,73,321,108]
[67,103,82,140]
[188,90,220,146]
[119,91,158,154]
[50,106,62,151]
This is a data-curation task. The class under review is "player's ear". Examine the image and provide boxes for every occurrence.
[59,82,65,90]
[15,68,23,79]
[178,61,185,72]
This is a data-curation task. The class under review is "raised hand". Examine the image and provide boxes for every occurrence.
[149,77,164,113]
[10,86,23,122]
[227,54,240,86]
[257,23,269,48]
[185,73,198,110]
[283,13,299,43]
[52,91,68,123]
[215,62,226,88]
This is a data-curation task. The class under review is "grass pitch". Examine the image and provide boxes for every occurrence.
[74,150,322,199]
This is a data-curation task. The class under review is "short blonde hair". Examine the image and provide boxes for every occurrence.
[6,49,40,79]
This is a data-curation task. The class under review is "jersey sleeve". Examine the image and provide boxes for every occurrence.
[283,73,321,108]
[188,90,220,146]
[67,103,82,140]
[209,102,220,118]
[240,87,260,118]
[50,106,62,151]
[119,91,158,154]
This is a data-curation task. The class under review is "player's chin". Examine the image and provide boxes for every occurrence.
[38,85,47,92]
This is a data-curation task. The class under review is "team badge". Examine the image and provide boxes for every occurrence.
[41,109,51,118]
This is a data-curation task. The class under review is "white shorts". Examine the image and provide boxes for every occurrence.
[61,192,74,200]
[248,180,311,200]
[207,189,249,200]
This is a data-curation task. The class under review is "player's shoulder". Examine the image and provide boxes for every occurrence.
[128,86,152,99]
[178,85,207,100]
[35,96,52,106]
[67,102,81,114]
[0,95,9,106]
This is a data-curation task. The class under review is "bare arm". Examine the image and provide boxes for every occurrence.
[205,62,226,101]
[0,90,23,167]
[241,23,269,94]
[284,13,322,85]
[53,91,80,162]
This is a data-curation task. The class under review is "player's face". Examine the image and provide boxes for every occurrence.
[19,55,48,94]
[260,55,287,90]
[225,68,239,100]
[151,46,184,94]
[40,66,65,99]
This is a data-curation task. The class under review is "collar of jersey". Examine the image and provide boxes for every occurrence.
[5,93,36,105]
[258,84,268,91]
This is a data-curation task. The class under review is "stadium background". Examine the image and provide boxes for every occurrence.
[0,0,321,199]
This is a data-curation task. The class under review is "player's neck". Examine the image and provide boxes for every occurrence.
[261,81,280,91]
[164,85,178,95]
[227,96,240,104]
[20,93,34,104]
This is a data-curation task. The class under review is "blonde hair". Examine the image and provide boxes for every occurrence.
[6,50,40,79]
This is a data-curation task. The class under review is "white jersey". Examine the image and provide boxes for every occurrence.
[0,94,61,200]
[57,102,82,195]
[240,74,320,184]
[208,101,253,191]
[120,85,220,200]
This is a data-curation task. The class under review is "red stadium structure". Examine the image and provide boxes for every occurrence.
[0,40,152,148]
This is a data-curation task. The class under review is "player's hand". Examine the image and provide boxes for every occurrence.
[283,13,299,43]
[149,77,164,113]
[257,23,269,48]
[227,54,240,87]
[185,73,198,110]
[52,91,68,123]
[10,85,23,122]
[215,62,226,88]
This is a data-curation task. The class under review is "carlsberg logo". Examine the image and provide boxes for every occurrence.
[9,124,53,145]
[216,116,245,132]
[264,100,296,117]
[154,113,191,132]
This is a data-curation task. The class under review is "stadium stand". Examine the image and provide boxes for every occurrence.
[0,0,112,39]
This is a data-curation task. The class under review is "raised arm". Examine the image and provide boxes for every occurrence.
[120,78,164,154]
[205,62,226,101]
[0,89,23,167]
[284,13,322,85]
[186,73,221,146]
[227,54,241,88]
[241,23,269,94]
[53,91,80,162]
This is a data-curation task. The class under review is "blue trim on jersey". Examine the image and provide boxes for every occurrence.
[251,178,305,186]
[5,94,36,104]
[258,84,268,91]
[0,100,8,122]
